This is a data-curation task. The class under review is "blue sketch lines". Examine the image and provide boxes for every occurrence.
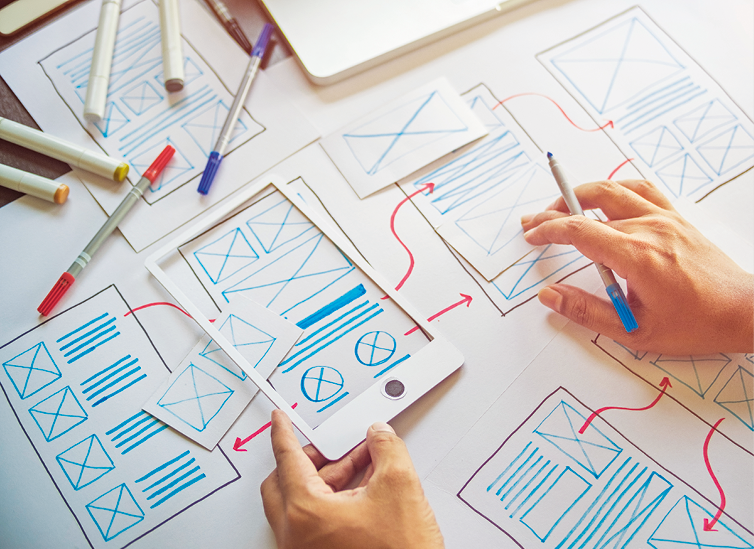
[129,137,194,198]
[246,196,315,254]
[343,90,467,175]
[3,342,61,399]
[57,434,115,490]
[194,228,259,285]
[29,386,88,442]
[106,410,168,455]
[674,100,737,143]
[135,451,207,510]
[157,364,233,432]
[300,366,344,402]
[57,312,120,365]
[355,331,396,366]
[549,17,685,115]
[655,153,712,198]
[121,79,163,116]
[200,314,276,379]
[80,355,147,408]
[86,484,145,542]
[182,100,248,156]
[630,126,683,167]
[94,102,131,137]
[650,354,730,398]
[714,367,753,431]
[697,125,754,176]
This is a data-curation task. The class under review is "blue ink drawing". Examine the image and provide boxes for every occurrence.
[300,366,344,402]
[549,17,685,114]
[194,227,259,285]
[355,331,396,366]
[2,341,61,399]
[714,366,753,430]
[697,124,754,176]
[373,354,410,379]
[182,99,248,157]
[56,434,114,490]
[534,400,622,478]
[343,90,468,175]
[630,126,683,167]
[222,232,355,314]
[649,354,730,398]
[157,364,233,432]
[135,450,207,510]
[614,340,649,361]
[94,101,130,137]
[296,284,367,330]
[246,196,315,254]
[648,496,753,549]
[86,484,145,542]
[56,312,120,364]
[468,94,506,130]
[674,99,738,143]
[121,79,163,116]
[129,138,194,195]
[106,410,168,455]
[199,314,276,380]
[655,153,712,198]
[155,56,203,88]
[80,355,147,408]
[29,386,88,442]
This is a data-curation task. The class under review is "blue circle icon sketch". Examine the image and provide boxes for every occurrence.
[355,331,396,366]
[301,366,344,402]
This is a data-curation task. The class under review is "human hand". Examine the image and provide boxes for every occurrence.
[260,410,444,549]
[520,179,753,354]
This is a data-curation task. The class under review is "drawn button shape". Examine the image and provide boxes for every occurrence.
[157,364,233,432]
[86,484,145,542]
[29,386,88,442]
[194,228,259,285]
[56,434,115,490]
[301,366,344,402]
[3,341,61,399]
[355,331,396,366]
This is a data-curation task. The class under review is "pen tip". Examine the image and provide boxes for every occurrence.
[547,152,553,159]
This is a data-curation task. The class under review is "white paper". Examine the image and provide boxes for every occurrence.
[143,298,302,450]
[320,78,487,199]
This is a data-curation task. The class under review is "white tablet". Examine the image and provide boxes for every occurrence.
[145,175,463,459]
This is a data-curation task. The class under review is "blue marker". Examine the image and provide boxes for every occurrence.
[197,23,274,195]
[546,153,638,333]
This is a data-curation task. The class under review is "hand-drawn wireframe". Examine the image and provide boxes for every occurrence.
[320,78,488,199]
[176,189,429,428]
[355,331,397,366]
[0,286,239,549]
[538,7,754,201]
[458,388,754,549]
[593,335,754,446]
[157,364,234,432]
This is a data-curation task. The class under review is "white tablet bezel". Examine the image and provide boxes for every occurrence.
[145,174,463,459]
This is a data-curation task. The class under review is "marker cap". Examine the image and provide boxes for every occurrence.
[197,151,222,195]
[38,272,75,316]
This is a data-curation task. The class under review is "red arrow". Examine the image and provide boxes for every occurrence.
[579,377,672,434]
[391,183,435,292]
[404,293,472,336]
[703,418,726,531]
[233,403,298,452]
[607,158,634,180]
[493,93,614,132]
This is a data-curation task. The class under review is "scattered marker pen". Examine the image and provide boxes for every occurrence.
[38,145,175,316]
[159,0,184,92]
[0,163,69,204]
[203,0,253,54]
[84,0,121,123]
[197,23,273,195]
[546,152,639,333]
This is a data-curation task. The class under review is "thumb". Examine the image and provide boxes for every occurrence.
[539,284,630,338]
[365,422,418,483]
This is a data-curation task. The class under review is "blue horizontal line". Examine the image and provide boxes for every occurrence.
[143,458,196,492]
[85,366,141,401]
[82,358,138,393]
[146,466,201,500]
[59,317,116,351]
[297,284,366,329]
[115,418,161,447]
[136,451,190,483]
[106,410,147,435]
[295,301,369,346]
[57,313,108,342]
[121,424,169,455]
[91,374,147,407]
[316,392,349,413]
[373,354,410,378]
[63,324,117,356]
[67,332,121,364]
[81,355,132,386]
[149,473,206,509]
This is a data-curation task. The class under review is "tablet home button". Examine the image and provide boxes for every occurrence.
[381,379,405,400]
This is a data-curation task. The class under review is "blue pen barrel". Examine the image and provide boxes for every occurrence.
[198,152,223,195]
[606,283,639,333]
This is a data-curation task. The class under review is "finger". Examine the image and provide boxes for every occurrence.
[365,423,419,485]
[521,210,569,232]
[358,463,375,488]
[564,181,659,220]
[269,410,322,496]
[260,471,285,534]
[613,179,674,211]
[318,440,371,491]
[301,444,329,470]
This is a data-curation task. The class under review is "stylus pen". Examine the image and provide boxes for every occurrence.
[0,117,129,182]
[84,0,121,123]
[547,152,639,333]
[197,23,273,195]
[0,163,69,204]
[38,145,175,316]
[159,0,184,92]
[203,0,253,54]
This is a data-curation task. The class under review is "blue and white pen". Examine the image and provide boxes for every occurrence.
[197,23,274,195]
[547,152,638,333]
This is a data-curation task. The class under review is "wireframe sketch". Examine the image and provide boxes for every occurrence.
[0,287,239,549]
[458,388,754,548]
[178,189,427,427]
[538,7,754,201]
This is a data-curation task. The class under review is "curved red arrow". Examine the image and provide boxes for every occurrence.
[579,377,672,434]
[124,302,192,319]
[493,93,613,132]
[607,158,635,180]
[703,418,726,531]
[391,183,435,291]
[404,293,472,336]
[234,403,298,452]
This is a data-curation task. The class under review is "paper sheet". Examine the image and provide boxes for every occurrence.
[320,78,487,199]
[143,298,302,450]
[0,0,318,252]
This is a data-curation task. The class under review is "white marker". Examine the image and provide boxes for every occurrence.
[159,0,184,92]
[0,163,69,204]
[84,0,122,123]
[0,117,129,182]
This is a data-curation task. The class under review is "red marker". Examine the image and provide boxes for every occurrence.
[38,146,175,316]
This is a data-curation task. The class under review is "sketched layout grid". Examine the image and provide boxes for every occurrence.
[538,9,754,201]
[457,388,754,548]
[37,0,265,205]
[199,314,277,380]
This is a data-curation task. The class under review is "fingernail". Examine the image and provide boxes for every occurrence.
[523,228,535,243]
[370,422,395,434]
[520,213,534,225]
[538,286,563,313]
